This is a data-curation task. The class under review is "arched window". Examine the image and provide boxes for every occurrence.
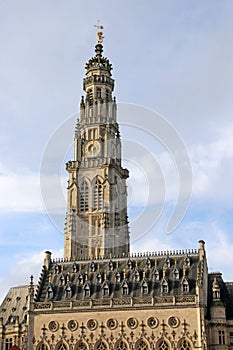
[181,277,189,293]
[173,268,179,280]
[103,284,109,296]
[121,281,129,295]
[37,342,49,350]
[177,338,192,350]
[56,342,68,350]
[46,285,53,300]
[80,180,89,212]
[134,269,140,282]
[83,283,90,297]
[75,341,88,350]
[95,340,108,350]
[154,269,160,281]
[157,339,170,350]
[65,284,72,298]
[135,339,148,350]
[114,340,128,350]
[141,280,148,295]
[161,278,169,294]
[94,179,103,211]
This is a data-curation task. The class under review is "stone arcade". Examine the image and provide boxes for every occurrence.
[1,31,233,350]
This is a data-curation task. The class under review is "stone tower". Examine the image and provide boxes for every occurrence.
[64,31,129,260]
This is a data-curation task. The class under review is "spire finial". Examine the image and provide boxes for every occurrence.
[94,21,104,44]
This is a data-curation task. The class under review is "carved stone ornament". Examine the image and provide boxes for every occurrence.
[68,320,78,331]
[87,318,98,330]
[127,317,138,329]
[168,316,180,328]
[106,318,118,330]
[147,317,159,329]
[48,321,59,332]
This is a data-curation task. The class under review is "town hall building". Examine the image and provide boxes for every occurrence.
[1,29,233,350]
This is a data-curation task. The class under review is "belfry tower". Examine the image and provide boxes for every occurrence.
[64,28,130,260]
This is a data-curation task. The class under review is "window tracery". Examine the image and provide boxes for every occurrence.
[135,339,148,350]
[157,339,170,350]
[75,341,88,350]
[56,342,68,350]
[37,342,49,350]
[95,340,108,350]
[80,180,89,212]
[94,178,103,211]
[177,338,192,350]
[114,340,128,350]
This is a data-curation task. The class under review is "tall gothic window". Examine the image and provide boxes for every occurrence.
[95,340,108,350]
[177,338,192,350]
[56,342,68,350]
[80,180,89,212]
[75,341,88,350]
[37,343,49,350]
[135,339,148,350]
[114,340,128,350]
[157,339,170,350]
[94,179,103,211]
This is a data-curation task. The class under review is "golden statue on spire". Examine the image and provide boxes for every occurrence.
[94,21,104,44]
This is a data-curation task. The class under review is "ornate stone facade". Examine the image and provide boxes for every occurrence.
[1,32,233,350]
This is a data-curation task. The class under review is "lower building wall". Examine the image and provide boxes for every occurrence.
[32,306,203,350]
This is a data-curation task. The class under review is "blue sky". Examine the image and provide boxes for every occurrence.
[0,0,233,301]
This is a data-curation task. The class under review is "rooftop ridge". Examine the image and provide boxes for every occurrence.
[51,248,198,263]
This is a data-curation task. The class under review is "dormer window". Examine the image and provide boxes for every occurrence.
[184,256,190,267]
[134,269,140,282]
[60,274,66,286]
[141,280,148,295]
[109,260,114,271]
[127,259,133,269]
[173,268,179,280]
[83,283,90,298]
[90,261,95,272]
[164,257,170,268]
[146,258,151,269]
[78,274,84,285]
[154,269,160,281]
[65,284,72,299]
[96,272,102,284]
[72,263,78,273]
[54,264,60,274]
[47,285,53,300]
[181,277,189,293]
[103,282,109,297]
[161,278,169,294]
[115,271,121,283]
[122,281,129,295]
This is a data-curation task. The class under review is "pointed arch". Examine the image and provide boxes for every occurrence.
[93,177,103,211]
[79,179,90,212]
[74,340,89,350]
[135,338,149,350]
[36,342,49,350]
[177,338,192,350]
[156,338,170,350]
[94,340,108,350]
[55,341,69,350]
[114,339,129,350]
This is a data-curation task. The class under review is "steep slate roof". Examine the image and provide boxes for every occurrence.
[35,249,200,303]
[0,285,29,326]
